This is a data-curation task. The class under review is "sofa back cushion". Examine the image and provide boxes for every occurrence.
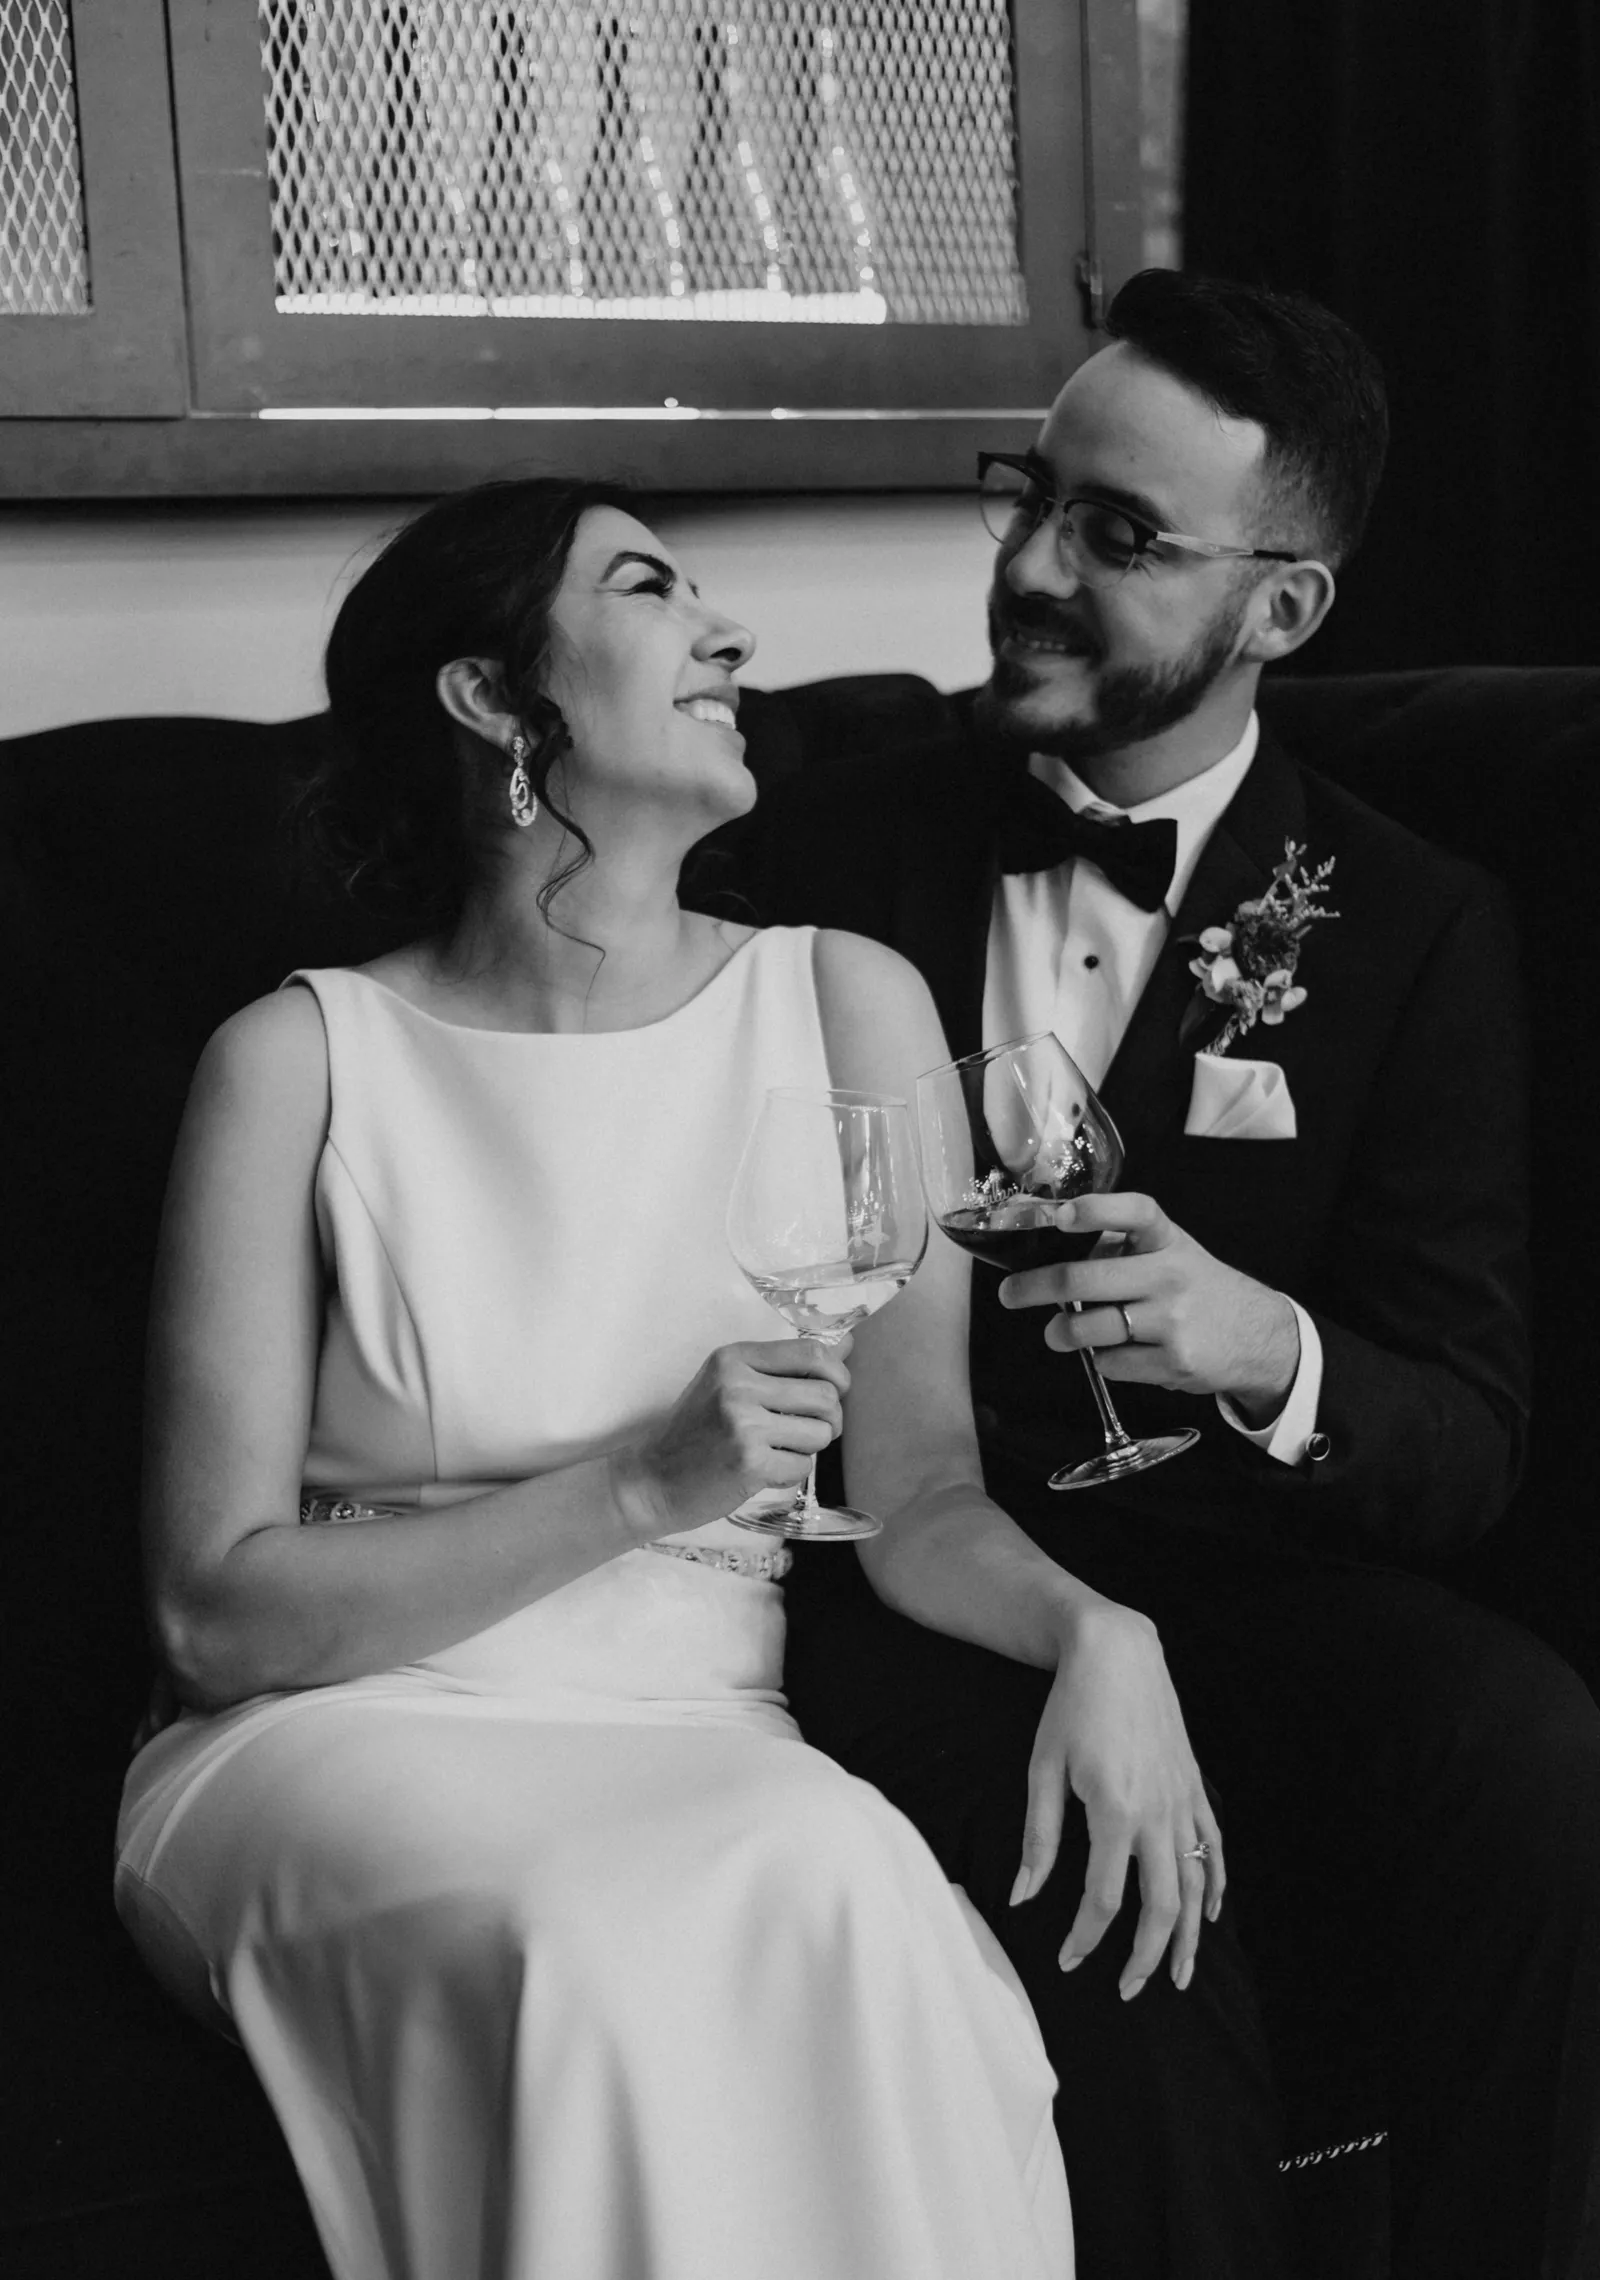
[3,667,1596,1801]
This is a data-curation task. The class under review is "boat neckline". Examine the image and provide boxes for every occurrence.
[314,927,775,1040]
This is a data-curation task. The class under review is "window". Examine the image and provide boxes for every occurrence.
[259,2,1028,330]
[1,0,89,316]
[0,0,185,415]
[1,0,1146,490]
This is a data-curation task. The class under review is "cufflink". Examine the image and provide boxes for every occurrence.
[1306,1432,1331,1463]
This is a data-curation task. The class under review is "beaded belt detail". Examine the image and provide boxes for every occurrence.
[300,1495,405,1525]
[298,1496,791,1581]
[646,1540,793,1582]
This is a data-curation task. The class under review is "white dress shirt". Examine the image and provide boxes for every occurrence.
[982,713,1323,1465]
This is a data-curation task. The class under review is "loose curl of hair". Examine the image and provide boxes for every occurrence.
[294,475,638,935]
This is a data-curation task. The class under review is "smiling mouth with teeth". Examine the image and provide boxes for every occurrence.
[677,696,739,729]
[1002,626,1100,662]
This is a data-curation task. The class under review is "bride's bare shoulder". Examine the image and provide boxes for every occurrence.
[808,929,950,1095]
[192,983,329,1115]
[810,927,931,1011]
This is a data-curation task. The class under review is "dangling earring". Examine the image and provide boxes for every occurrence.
[507,732,538,829]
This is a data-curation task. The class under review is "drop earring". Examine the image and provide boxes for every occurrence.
[507,732,538,829]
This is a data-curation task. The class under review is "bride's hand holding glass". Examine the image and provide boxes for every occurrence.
[618,1335,853,1542]
[726,1087,928,1540]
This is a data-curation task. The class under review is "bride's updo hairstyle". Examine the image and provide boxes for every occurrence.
[299,474,636,932]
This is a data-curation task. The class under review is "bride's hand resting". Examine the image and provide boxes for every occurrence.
[1010,1599,1225,2000]
[614,1337,853,1541]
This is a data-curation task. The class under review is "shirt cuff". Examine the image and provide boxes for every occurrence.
[1215,1300,1323,1467]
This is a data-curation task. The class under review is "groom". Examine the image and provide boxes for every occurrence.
[747,271,1600,2277]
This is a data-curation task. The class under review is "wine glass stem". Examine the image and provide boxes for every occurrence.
[792,1455,824,1529]
[791,1323,850,1526]
[1078,1350,1142,1461]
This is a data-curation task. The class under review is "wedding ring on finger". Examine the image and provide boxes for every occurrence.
[1178,1841,1212,1863]
[1115,1302,1137,1345]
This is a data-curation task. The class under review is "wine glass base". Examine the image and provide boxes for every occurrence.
[732,1503,882,1542]
[1048,1428,1200,1492]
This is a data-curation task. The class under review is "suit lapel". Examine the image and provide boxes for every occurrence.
[1098,732,1308,1158]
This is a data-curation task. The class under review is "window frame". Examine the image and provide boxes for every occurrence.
[0,0,1144,492]
[0,0,187,416]
[168,0,1102,413]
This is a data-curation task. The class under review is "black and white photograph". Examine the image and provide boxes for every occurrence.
[3,4,1597,2276]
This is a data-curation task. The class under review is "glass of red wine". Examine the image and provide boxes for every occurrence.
[915,1031,1198,1489]
[726,1087,928,1539]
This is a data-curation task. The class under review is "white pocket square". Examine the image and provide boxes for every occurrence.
[1184,1053,1297,1140]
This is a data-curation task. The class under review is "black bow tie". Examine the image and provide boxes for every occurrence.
[994,770,1178,913]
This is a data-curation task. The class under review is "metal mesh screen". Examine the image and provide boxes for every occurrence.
[262,2,1027,325]
[1,0,90,315]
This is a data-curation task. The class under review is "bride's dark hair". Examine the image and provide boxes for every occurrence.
[295,475,636,932]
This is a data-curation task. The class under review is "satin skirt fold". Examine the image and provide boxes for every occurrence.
[118,1570,1072,2280]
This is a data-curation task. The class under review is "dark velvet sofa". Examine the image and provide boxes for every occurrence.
[3,666,1596,2280]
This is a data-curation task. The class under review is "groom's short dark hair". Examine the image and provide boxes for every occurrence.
[1105,269,1389,567]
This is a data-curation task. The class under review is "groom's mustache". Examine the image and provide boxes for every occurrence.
[987,589,1105,666]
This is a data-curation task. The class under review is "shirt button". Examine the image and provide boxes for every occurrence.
[1083,954,1100,970]
[1306,1431,1331,1463]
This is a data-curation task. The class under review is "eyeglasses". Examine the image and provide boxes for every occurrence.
[977,452,1300,587]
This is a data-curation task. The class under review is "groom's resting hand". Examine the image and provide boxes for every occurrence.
[998,1194,1300,1428]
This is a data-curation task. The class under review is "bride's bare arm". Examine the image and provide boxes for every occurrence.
[809,928,1107,1668]
[144,989,845,1711]
[812,931,1227,1991]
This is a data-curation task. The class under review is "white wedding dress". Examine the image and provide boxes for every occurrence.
[116,927,1072,2280]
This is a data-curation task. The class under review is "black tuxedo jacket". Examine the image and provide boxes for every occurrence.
[745,704,1531,1566]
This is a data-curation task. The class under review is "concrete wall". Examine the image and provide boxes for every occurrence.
[0,494,995,739]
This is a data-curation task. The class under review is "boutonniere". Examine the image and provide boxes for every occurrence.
[1180,840,1338,1054]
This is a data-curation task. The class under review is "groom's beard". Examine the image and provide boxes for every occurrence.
[976,582,1250,766]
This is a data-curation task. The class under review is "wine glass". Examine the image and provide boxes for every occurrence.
[727,1087,928,1539]
[915,1031,1199,1490]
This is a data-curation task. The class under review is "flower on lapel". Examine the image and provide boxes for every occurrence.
[1183,841,1337,1055]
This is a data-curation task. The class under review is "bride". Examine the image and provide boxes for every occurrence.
[116,478,1076,2280]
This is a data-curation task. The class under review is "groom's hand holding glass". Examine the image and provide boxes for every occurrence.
[997,1192,1302,1429]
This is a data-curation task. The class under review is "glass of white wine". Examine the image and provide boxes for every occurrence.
[726,1087,928,1540]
